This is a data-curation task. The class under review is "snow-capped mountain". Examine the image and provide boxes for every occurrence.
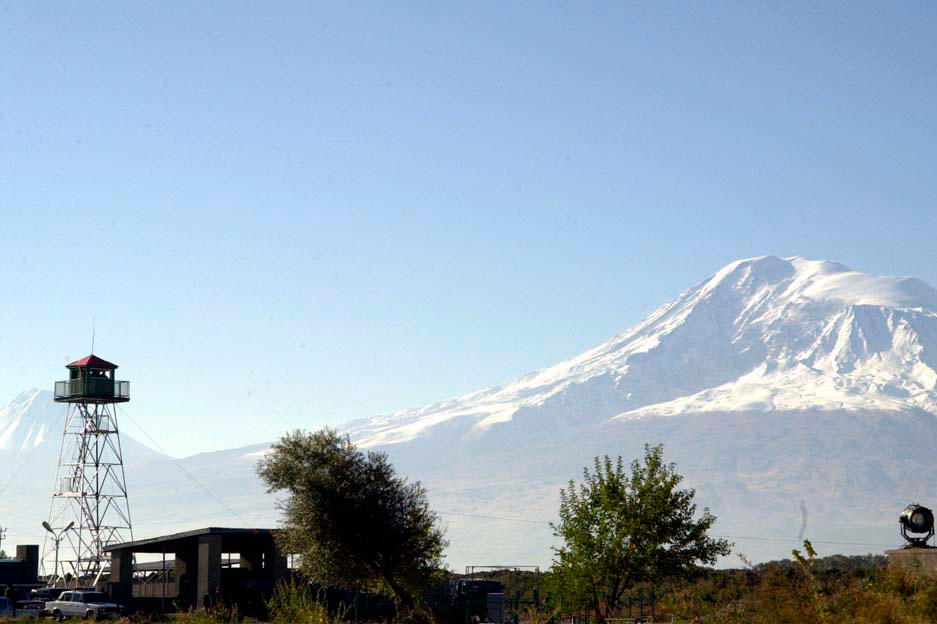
[0,390,53,451]
[4,256,936,570]
[347,256,937,446]
[338,256,937,566]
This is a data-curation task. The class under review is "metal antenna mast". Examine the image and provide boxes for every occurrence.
[43,354,133,588]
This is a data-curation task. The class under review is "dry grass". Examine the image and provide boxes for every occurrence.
[657,553,937,624]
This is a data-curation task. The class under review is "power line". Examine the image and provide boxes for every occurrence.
[117,406,252,528]
[439,511,550,525]
[713,535,895,548]
[712,534,895,548]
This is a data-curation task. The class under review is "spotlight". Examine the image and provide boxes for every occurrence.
[900,503,935,548]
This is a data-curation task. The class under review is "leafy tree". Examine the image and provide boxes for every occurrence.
[257,428,447,608]
[551,444,731,623]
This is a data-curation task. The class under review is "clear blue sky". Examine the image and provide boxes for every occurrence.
[1,2,936,456]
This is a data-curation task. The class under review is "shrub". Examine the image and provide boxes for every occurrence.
[173,604,240,623]
[397,608,434,624]
[267,579,347,624]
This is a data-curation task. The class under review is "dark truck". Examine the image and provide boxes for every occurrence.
[449,578,504,623]
[1,585,45,616]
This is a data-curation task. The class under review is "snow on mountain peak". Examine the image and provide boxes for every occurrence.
[346,257,937,447]
[696,255,936,309]
[0,389,60,451]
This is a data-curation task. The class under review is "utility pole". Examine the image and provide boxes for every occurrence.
[0,527,6,558]
[42,521,74,588]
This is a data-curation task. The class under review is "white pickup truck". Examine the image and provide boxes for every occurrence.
[45,590,122,621]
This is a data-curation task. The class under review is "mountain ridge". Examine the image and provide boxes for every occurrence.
[345,255,937,448]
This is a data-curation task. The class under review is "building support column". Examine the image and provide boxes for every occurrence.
[197,535,222,608]
[109,550,133,610]
[263,541,289,583]
[175,546,197,605]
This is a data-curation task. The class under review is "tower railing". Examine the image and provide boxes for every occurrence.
[54,379,130,401]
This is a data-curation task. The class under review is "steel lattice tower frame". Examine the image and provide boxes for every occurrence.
[43,355,133,588]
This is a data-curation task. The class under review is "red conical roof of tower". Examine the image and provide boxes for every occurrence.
[66,354,118,370]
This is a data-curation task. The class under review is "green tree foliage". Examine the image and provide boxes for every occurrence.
[551,443,731,623]
[257,429,447,608]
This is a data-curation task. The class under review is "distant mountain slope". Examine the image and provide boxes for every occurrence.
[0,390,277,565]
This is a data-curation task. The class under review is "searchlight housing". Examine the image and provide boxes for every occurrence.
[900,503,935,548]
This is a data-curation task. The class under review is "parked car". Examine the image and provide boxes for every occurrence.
[0,586,43,616]
[0,594,36,618]
[31,586,65,603]
[29,586,62,615]
[6,588,43,608]
[44,590,121,621]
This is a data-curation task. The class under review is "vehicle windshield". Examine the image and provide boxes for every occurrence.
[82,593,108,603]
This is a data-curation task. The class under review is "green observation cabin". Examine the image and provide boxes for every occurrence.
[53,354,130,403]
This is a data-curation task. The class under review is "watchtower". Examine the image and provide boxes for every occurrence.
[44,354,134,588]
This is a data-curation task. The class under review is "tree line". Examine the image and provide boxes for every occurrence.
[257,429,728,623]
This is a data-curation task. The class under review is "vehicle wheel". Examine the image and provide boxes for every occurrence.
[85,609,94,620]
[52,609,63,622]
